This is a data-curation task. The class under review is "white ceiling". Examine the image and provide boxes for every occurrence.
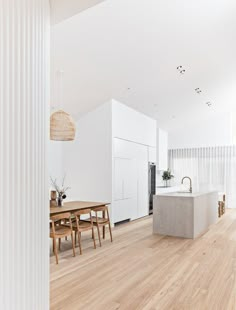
[51,0,236,130]
[50,0,106,24]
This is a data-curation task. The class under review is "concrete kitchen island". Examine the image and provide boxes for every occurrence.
[153,191,218,239]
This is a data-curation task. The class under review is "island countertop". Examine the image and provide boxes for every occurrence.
[156,190,217,198]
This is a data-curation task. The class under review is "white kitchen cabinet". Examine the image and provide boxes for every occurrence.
[148,146,156,163]
[113,199,136,223]
[113,138,149,223]
[64,100,156,225]
[114,158,136,200]
[113,157,138,222]
[137,160,149,218]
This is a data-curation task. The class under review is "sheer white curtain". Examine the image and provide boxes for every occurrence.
[169,146,236,208]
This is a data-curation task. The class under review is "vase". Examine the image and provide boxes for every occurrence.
[57,196,63,207]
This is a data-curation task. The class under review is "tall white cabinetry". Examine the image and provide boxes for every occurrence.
[61,99,156,225]
[113,138,149,223]
[113,157,136,222]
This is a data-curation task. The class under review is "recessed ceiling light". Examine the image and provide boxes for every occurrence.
[206,102,212,107]
[195,88,202,94]
[177,65,186,74]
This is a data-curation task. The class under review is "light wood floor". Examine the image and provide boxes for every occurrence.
[50,210,236,310]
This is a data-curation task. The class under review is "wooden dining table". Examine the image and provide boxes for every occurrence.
[50,201,110,216]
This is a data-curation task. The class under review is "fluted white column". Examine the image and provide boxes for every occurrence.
[0,0,50,309]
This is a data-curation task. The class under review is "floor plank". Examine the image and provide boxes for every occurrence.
[50,210,236,310]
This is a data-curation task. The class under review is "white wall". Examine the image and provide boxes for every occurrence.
[169,113,233,149]
[62,102,112,202]
[233,112,236,144]
[157,128,168,170]
[0,1,50,309]
[49,141,63,181]
[112,100,156,148]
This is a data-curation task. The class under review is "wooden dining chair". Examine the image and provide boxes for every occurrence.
[90,205,113,247]
[72,209,96,255]
[222,194,226,214]
[50,212,75,264]
[218,194,226,217]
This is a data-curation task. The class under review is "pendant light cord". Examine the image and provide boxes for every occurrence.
[59,70,64,110]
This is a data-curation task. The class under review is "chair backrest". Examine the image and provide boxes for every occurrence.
[93,205,110,221]
[74,208,91,216]
[50,212,71,222]
[73,209,92,229]
[50,212,73,235]
[93,206,107,213]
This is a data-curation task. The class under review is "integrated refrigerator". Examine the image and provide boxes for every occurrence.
[148,162,156,215]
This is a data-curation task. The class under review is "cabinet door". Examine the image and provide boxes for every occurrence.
[114,158,136,200]
[113,199,135,223]
[137,160,149,218]
[148,146,157,163]
[114,158,125,200]
[123,159,136,199]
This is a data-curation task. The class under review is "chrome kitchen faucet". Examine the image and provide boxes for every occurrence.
[181,176,192,193]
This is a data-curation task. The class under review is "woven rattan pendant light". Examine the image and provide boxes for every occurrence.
[50,70,76,141]
[50,110,76,141]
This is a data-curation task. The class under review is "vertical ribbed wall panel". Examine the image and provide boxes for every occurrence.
[0,0,50,309]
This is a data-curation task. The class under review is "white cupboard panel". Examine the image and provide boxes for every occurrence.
[137,160,149,218]
[114,158,125,200]
[113,138,149,222]
[123,160,136,199]
[114,138,148,161]
[114,158,136,201]
[148,146,157,163]
[113,199,136,223]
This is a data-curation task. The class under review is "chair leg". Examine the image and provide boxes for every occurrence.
[77,231,82,255]
[59,238,61,251]
[53,238,59,264]
[108,222,113,242]
[92,227,96,249]
[106,208,113,242]
[97,225,102,247]
[65,236,67,241]
[103,226,105,239]
[75,230,77,246]
[71,233,75,257]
